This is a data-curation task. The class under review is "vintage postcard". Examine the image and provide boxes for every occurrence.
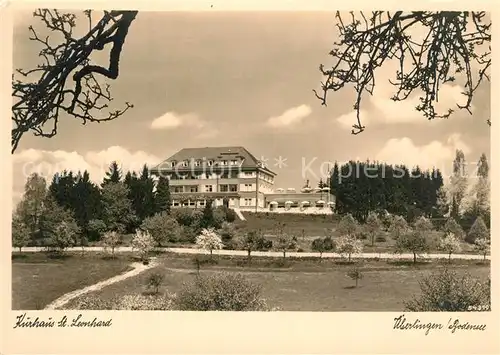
[1,0,499,353]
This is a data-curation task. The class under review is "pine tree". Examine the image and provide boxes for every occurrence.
[154,176,172,214]
[101,182,136,233]
[102,161,122,187]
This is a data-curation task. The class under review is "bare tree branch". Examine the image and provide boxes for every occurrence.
[314,11,491,135]
[12,9,138,153]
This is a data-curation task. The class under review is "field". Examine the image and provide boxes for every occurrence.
[60,253,490,311]
[12,253,132,310]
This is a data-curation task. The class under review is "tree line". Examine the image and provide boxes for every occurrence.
[329,151,490,231]
[12,161,237,251]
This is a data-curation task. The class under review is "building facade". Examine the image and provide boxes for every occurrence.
[150,146,276,210]
[150,146,336,213]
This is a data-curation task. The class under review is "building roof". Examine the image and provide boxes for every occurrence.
[151,146,276,175]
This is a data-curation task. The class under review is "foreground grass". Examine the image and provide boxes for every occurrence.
[63,253,490,311]
[12,252,132,310]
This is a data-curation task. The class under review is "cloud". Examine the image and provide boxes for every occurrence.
[150,111,206,130]
[12,146,162,206]
[374,133,471,176]
[266,104,312,128]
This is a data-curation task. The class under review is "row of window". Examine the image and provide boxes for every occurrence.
[170,184,255,193]
[165,172,257,180]
[171,198,255,207]
[170,159,243,168]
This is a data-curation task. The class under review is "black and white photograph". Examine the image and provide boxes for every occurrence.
[7,2,494,326]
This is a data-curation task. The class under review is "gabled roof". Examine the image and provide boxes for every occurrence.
[151,146,276,175]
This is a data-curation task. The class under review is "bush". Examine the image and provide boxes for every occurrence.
[88,219,107,241]
[146,272,165,294]
[171,208,197,227]
[405,268,490,311]
[346,267,363,287]
[131,229,155,261]
[465,216,489,244]
[72,294,174,310]
[176,273,269,311]
[141,212,181,246]
[375,235,387,242]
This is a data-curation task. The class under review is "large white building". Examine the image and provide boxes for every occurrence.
[150,146,335,213]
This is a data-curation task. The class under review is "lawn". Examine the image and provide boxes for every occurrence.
[12,252,132,310]
[63,253,490,311]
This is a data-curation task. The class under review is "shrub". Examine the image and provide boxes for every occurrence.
[176,273,269,311]
[196,228,224,256]
[102,231,122,256]
[474,238,490,261]
[336,235,363,262]
[466,216,489,244]
[50,220,80,252]
[404,268,490,311]
[73,294,174,310]
[336,213,360,237]
[141,212,181,246]
[395,230,429,264]
[171,208,197,226]
[218,222,237,247]
[346,267,363,287]
[375,235,387,242]
[388,215,410,240]
[131,229,155,261]
[311,236,335,259]
[442,218,465,240]
[146,272,165,294]
[438,233,462,263]
[12,215,31,252]
[274,234,297,259]
[365,211,382,246]
[88,219,107,241]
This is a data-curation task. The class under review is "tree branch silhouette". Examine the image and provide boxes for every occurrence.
[314,11,491,135]
[12,9,138,153]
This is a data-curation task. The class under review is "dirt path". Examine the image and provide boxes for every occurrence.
[44,259,157,310]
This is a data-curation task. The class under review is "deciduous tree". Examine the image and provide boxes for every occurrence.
[12,10,137,153]
[315,11,491,134]
[336,235,363,262]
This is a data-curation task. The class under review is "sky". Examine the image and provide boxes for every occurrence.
[12,10,491,203]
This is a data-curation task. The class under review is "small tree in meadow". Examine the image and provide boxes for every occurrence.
[238,230,266,264]
[365,211,382,246]
[395,230,429,264]
[346,267,363,288]
[336,235,363,262]
[145,272,164,294]
[50,220,80,253]
[466,216,489,244]
[196,228,224,258]
[438,233,462,263]
[275,234,297,259]
[141,212,181,247]
[102,231,122,257]
[474,238,490,261]
[388,215,410,240]
[131,229,155,262]
[443,217,465,240]
[311,237,335,260]
[336,213,360,237]
[12,215,31,252]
